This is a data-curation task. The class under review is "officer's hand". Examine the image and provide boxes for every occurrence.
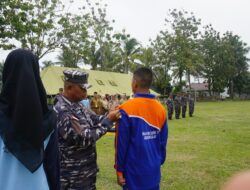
[117,175,126,186]
[109,105,119,111]
[107,110,121,122]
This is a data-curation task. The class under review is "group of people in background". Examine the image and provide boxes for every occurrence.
[86,92,127,115]
[55,88,195,123]
[165,92,195,120]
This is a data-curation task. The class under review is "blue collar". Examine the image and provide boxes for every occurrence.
[133,93,156,99]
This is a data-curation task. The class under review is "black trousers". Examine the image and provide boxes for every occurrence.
[61,176,96,190]
[182,105,187,118]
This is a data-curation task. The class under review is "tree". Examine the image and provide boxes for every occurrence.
[85,0,117,70]
[113,31,141,73]
[199,28,249,97]
[57,12,91,68]
[41,60,55,70]
[150,34,173,95]
[233,72,250,97]
[157,9,202,90]
[0,0,63,60]
[56,47,79,68]
[57,0,120,71]
[242,72,250,96]
[152,65,172,95]
[138,47,155,67]
[199,25,223,95]
[220,32,249,99]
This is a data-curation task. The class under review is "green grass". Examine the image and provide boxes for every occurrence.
[96,101,250,190]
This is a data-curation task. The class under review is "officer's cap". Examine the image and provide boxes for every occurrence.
[63,69,92,89]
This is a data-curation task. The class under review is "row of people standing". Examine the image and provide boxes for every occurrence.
[166,93,195,120]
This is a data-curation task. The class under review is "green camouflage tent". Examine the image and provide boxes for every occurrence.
[41,66,159,96]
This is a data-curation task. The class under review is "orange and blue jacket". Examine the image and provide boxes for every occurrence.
[115,93,168,190]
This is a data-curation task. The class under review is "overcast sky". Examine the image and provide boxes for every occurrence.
[1,0,250,62]
[105,0,250,46]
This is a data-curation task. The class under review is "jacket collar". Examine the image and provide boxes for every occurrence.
[133,93,155,99]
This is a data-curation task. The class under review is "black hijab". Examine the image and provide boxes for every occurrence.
[0,49,55,172]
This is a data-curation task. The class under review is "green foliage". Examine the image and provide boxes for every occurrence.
[154,9,202,90]
[56,47,79,68]
[56,0,121,71]
[200,26,249,97]
[199,25,226,94]
[243,72,250,95]
[137,48,155,68]
[233,71,250,96]
[41,60,55,70]
[56,4,91,68]
[153,67,172,95]
[113,31,141,73]
[0,0,63,59]
[169,9,201,88]
[172,80,186,94]
[85,0,118,70]
[221,32,249,98]
[152,9,249,96]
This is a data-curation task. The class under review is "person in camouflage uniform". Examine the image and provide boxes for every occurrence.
[174,93,181,119]
[166,95,174,120]
[188,93,195,117]
[181,93,188,118]
[54,69,120,190]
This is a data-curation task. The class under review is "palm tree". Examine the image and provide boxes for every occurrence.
[113,32,141,73]
[41,60,55,70]
[123,38,141,73]
[56,48,79,68]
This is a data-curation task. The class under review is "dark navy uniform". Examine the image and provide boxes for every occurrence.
[166,96,174,120]
[174,95,181,119]
[54,70,113,190]
[181,94,188,118]
[189,95,195,117]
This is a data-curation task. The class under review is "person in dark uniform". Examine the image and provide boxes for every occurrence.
[53,88,64,105]
[54,69,120,190]
[166,94,174,120]
[188,93,195,117]
[181,92,188,118]
[174,93,181,119]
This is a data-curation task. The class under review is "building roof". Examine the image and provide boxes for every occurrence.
[190,83,209,91]
[41,66,159,95]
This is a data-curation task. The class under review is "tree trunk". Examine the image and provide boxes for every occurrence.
[208,77,212,96]
[230,79,234,99]
[124,58,129,74]
[187,71,191,91]
[179,70,183,88]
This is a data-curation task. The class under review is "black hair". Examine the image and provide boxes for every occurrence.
[133,67,153,89]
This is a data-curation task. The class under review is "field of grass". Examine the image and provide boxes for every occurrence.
[96,101,250,190]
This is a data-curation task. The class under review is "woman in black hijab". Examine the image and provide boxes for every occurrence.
[0,49,60,190]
